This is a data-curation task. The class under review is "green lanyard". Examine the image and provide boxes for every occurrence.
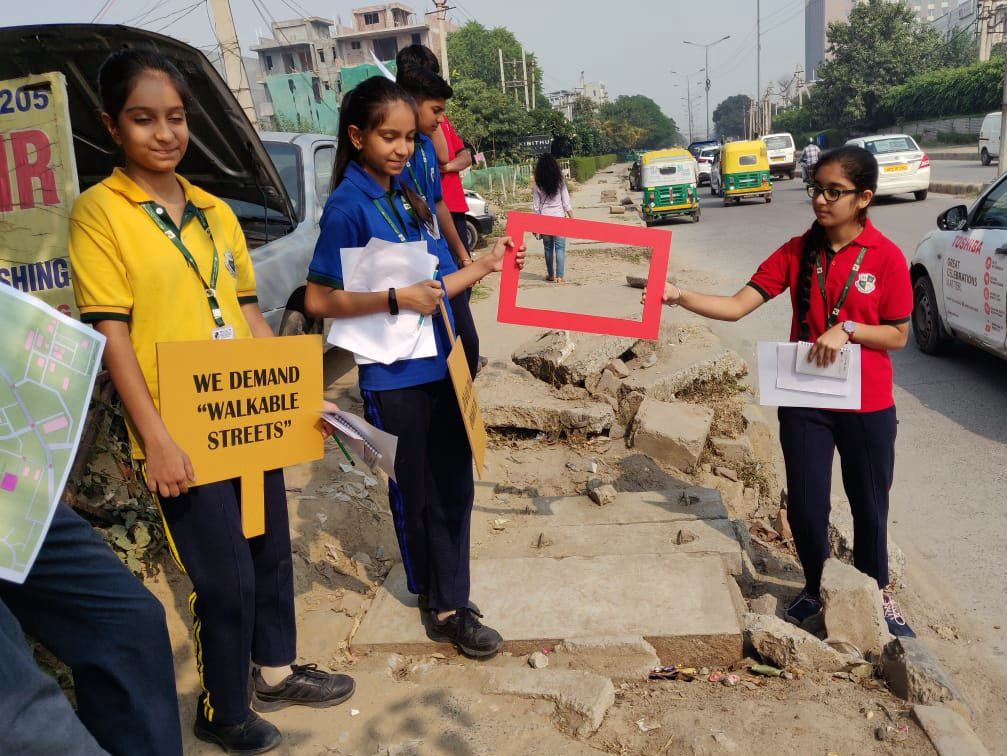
[406,143,431,198]
[372,195,408,242]
[141,202,225,328]
[816,245,867,328]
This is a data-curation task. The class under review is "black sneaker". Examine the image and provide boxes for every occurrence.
[784,590,823,626]
[251,664,355,712]
[882,593,916,638]
[194,707,281,755]
[427,607,503,658]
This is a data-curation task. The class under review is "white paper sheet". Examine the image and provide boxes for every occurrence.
[321,409,398,481]
[757,341,862,409]
[326,239,439,365]
[793,341,852,380]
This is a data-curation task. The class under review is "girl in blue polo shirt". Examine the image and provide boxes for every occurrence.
[305,76,523,658]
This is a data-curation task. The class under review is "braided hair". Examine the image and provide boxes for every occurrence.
[795,146,878,341]
[332,76,435,233]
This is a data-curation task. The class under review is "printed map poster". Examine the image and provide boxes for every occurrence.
[0,284,105,583]
[0,72,80,317]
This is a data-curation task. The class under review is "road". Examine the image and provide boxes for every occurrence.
[623,175,1007,707]
[930,159,1001,186]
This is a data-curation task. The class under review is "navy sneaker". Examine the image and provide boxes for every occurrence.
[784,590,823,626]
[882,593,916,638]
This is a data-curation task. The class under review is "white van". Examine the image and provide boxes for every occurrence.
[979,111,1000,165]
[761,132,796,178]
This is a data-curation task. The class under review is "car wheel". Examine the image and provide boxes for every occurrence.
[914,189,928,201]
[765,196,772,204]
[981,147,991,166]
[279,308,321,337]
[465,218,480,248]
[788,171,794,180]
[912,275,952,355]
[692,208,700,223]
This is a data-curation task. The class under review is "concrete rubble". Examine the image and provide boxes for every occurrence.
[550,636,660,681]
[710,435,754,464]
[820,558,891,658]
[630,397,714,472]
[913,705,991,756]
[884,636,971,719]
[745,612,855,672]
[476,363,614,436]
[512,329,636,387]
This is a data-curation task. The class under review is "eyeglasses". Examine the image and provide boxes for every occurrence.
[807,184,861,202]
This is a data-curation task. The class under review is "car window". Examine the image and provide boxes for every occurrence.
[764,136,792,150]
[739,155,758,166]
[314,146,335,205]
[659,166,678,175]
[263,141,302,218]
[863,136,919,155]
[971,178,1007,228]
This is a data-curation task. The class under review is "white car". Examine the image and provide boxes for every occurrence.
[844,134,930,201]
[909,175,1007,358]
[762,132,796,179]
[696,147,719,186]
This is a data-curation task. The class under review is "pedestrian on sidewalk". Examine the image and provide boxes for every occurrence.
[394,50,481,378]
[68,49,355,755]
[532,154,574,283]
[305,76,525,659]
[647,146,915,638]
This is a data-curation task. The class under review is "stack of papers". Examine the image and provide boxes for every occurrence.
[326,238,440,365]
[321,409,398,481]
[757,341,862,410]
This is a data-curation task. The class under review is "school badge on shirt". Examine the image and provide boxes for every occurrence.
[856,272,876,294]
[224,250,237,277]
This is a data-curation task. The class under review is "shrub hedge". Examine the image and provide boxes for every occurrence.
[569,154,619,182]
[879,57,1004,124]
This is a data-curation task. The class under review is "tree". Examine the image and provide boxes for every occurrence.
[712,94,752,140]
[448,78,530,158]
[812,0,950,133]
[447,21,543,100]
[598,94,680,149]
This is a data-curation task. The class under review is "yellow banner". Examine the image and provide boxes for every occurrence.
[0,72,79,317]
[156,335,325,537]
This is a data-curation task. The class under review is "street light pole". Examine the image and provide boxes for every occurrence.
[671,68,704,144]
[684,35,730,140]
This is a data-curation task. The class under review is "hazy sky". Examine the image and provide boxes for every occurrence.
[9,1,806,139]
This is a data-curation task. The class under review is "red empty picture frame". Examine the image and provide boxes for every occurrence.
[497,212,671,339]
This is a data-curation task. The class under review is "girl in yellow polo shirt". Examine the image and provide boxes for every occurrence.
[68,49,353,754]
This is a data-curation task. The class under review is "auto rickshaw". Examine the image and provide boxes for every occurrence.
[718,140,772,205]
[640,148,700,224]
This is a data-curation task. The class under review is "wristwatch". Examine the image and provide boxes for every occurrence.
[842,320,856,338]
[388,287,399,316]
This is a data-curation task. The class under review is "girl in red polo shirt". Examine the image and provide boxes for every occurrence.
[653,146,914,637]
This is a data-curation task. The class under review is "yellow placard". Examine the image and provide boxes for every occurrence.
[439,300,487,478]
[0,72,79,317]
[156,335,324,537]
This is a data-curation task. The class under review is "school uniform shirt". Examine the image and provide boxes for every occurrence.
[747,218,912,413]
[439,117,469,214]
[401,132,459,266]
[68,167,257,457]
[307,160,456,392]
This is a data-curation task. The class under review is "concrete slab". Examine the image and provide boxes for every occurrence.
[478,517,743,576]
[528,487,729,524]
[353,554,744,666]
[913,705,991,756]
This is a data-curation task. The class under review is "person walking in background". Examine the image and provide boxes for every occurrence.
[532,154,573,283]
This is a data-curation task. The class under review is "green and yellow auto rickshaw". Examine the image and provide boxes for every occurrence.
[640,148,700,224]
[718,140,772,205]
